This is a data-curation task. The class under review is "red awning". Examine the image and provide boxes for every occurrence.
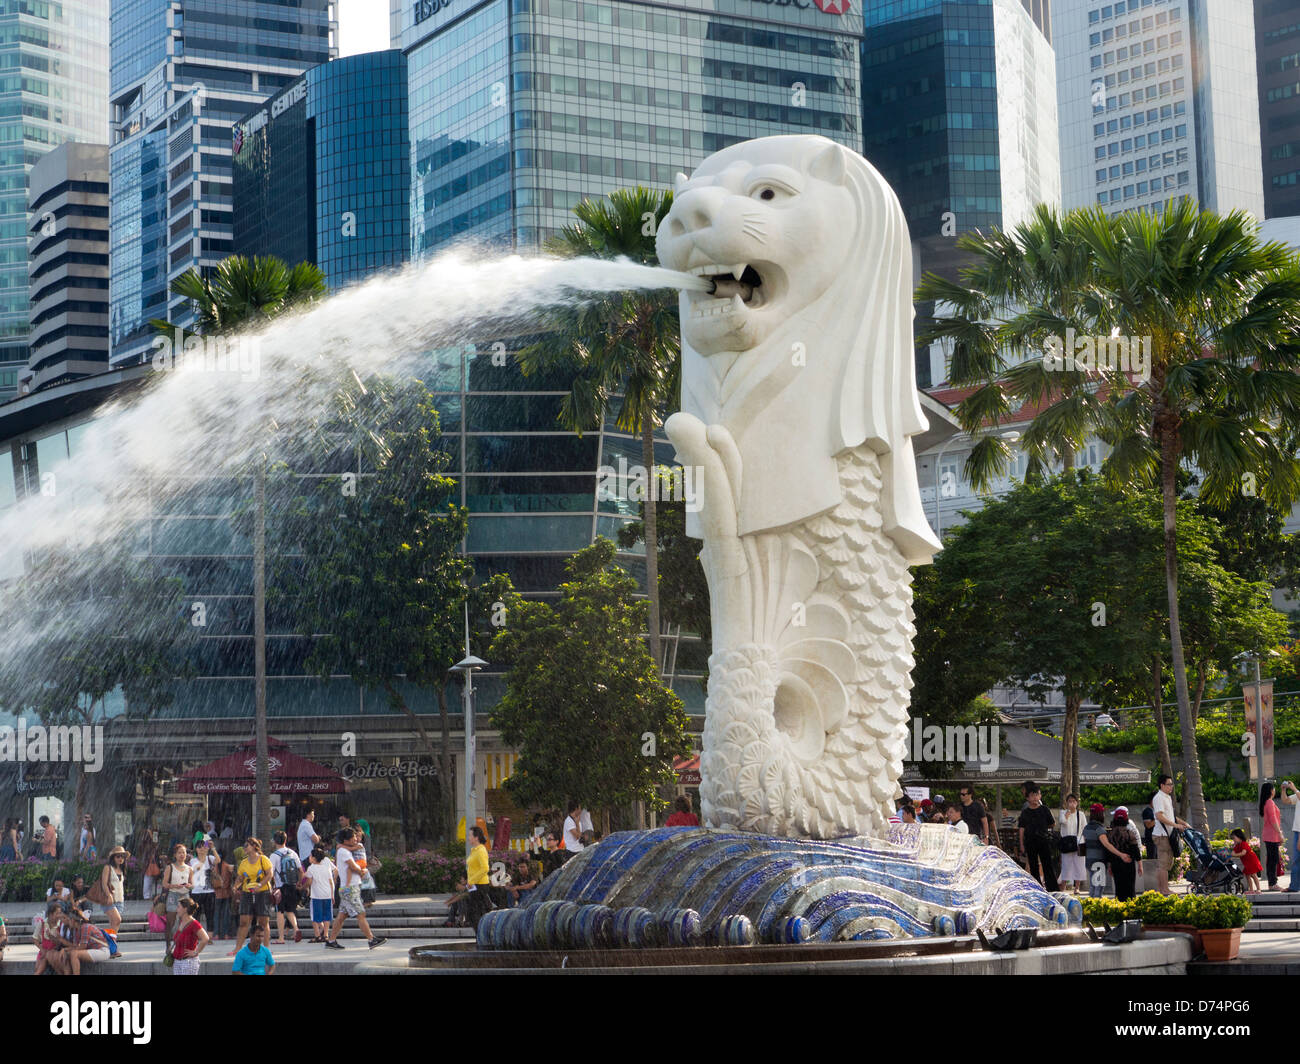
[174,739,347,795]
[673,755,701,786]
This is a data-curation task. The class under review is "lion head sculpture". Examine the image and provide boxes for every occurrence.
[656,135,940,566]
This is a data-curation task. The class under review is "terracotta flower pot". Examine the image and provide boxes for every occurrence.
[1199,927,1242,962]
[1144,923,1201,951]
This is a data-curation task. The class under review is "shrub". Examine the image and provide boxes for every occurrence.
[0,858,132,903]
[1083,891,1252,929]
[373,848,533,895]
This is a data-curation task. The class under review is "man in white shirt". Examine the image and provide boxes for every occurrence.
[563,802,592,852]
[945,805,969,834]
[297,810,320,862]
[1151,774,1189,895]
[325,829,385,951]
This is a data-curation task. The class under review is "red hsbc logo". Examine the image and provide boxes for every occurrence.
[750,0,848,13]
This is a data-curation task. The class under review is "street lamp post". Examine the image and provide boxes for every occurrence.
[451,611,487,856]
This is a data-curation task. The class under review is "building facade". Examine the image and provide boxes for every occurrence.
[862,0,1061,389]
[232,49,410,288]
[399,0,864,253]
[108,0,337,367]
[1256,0,1300,218]
[1054,0,1263,218]
[25,142,110,394]
[0,0,109,402]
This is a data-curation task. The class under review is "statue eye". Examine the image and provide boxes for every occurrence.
[749,182,794,203]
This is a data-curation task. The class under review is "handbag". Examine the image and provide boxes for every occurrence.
[1059,812,1081,854]
[86,877,112,907]
[1168,828,1182,858]
[145,859,161,878]
[162,947,175,969]
[147,910,166,933]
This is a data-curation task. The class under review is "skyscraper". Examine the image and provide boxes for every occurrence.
[861,0,1061,389]
[0,0,108,401]
[108,0,337,367]
[1256,0,1300,219]
[399,0,863,254]
[1054,0,1263,218]
[26,142,110,394]
[232,50,410,288]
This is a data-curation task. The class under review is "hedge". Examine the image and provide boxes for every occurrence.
[373,848,533,895]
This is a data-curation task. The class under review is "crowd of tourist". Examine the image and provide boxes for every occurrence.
[0,807,390,975]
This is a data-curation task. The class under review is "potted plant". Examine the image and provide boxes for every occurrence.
[1186,894,1252,962]
[1124,891,1252,960]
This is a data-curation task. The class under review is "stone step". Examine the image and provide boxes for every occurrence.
[1245,918,1300,932]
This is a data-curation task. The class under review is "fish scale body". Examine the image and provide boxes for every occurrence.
[701,446,914,839]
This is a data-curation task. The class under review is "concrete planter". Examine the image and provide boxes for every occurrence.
[1198,927,1242,962]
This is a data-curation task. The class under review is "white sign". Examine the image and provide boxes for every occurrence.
[903,786,930,802]
[1223,808,1234,825]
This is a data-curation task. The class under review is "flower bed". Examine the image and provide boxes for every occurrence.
[0,858,136,903]
[373,848,534,894]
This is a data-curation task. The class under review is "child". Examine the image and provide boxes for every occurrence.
[1231,829,1263,893]
[302,845,337,943]
[32,901,62,976]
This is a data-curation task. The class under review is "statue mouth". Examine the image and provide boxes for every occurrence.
[686,263,765,319]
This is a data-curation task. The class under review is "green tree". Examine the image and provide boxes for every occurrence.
[918,202,1300,830]
[152,254,328,839]
[925,472,1154,797]
[490,537,692,827]
[284,376,520,844]
[517,187,680,667]
[616,491,711,647]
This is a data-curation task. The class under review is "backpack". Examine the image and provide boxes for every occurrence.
[278,848,301,887]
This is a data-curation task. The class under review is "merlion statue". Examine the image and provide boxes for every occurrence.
[658,134,942,840]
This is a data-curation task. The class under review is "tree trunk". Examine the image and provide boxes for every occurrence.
[1062,690,1080,801]
[438,682,455,844]
[641,422,663,669]
[1151,653,1173,780]
[254,461,270,840]
[1191,663,1207,723]
[383,681,441,766]
[1158,414,1206,832]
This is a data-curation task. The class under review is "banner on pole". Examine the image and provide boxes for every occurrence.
[1261,679,1275,779]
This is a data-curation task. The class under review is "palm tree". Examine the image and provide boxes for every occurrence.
[918,202,1300,831]
[154,255,327,840]
[518,187,679,666]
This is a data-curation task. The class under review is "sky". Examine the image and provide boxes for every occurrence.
[337,0,392,56]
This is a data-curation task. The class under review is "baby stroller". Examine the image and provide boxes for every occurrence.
[1182,828,1245,895]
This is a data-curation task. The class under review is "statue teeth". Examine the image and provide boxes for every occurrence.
[732,264,747,281]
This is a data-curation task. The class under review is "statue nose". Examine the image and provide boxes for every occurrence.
[666,187,728,238]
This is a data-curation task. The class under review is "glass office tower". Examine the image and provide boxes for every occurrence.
[0,0,108,401]
[109,0,336,367]
[232,50,410,288]
[401,0,863,252]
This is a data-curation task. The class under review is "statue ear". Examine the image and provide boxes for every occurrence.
[809,142,846,185]
[674,172,690,193]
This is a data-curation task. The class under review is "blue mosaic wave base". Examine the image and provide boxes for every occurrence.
[477,825,1078,950]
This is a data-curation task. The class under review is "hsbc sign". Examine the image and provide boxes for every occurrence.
[750,0,850,12]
